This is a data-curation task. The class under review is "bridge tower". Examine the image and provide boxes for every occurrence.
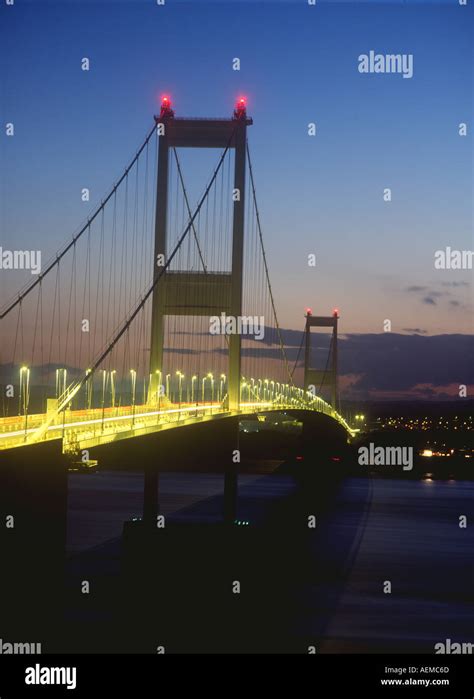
[149,97,252,411]
[303,309,339,409]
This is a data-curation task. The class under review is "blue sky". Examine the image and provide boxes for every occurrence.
[1,0,472,337]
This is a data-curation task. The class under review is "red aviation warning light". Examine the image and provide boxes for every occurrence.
[159,95,174,118]
[234,96,247,119]
[333,308,339,318]
[305,307,313,316]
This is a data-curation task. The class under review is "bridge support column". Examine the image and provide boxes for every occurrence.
[148,107,171,399]
[224,418,240,524]
[0,442,67,646]
[332,316,338,409]
[228,117,247,411]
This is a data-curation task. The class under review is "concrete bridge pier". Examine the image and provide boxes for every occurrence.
[143,461,241,527]
[0,441,68,648]
[89,416,243,527]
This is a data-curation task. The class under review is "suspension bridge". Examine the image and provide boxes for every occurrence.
[0,97,355,457]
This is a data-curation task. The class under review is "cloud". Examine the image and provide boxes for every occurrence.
[235,331,474,399]
[404,284,466,308]
[405,285,427,293]
[336,333,474,395]
[441,281,469,287]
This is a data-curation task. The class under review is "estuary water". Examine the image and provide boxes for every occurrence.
[67,472,474,652]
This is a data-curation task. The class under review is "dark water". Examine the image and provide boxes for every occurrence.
[67,472,474,652]
[305,478,474,652]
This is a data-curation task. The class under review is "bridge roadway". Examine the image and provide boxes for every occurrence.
[0,396,354,452]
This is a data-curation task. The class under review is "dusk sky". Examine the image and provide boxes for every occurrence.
[1,0,472,399]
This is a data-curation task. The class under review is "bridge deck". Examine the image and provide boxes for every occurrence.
[0,398,354,452]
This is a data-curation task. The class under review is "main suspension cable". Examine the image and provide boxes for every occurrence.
[0,122,158,318]
[246,142,294,387]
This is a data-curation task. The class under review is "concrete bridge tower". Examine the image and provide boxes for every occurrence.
[149,97,252,411]
[303,308,339,409]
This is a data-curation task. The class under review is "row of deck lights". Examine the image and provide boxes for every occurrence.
[90,369,229,408]
[17,364,326,420]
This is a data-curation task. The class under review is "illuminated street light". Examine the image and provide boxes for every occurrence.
[85,369,93,410]
[130,369,137,427]
[219,374,226,402]
[19,366,30,433]
[154,369,162,400]
[110,370,116,408]
[154,370,162,408]
[101,369,107,407]
[100,369,108,429]
[176,371,184,406]
[210,374,215,403]
[130,369,137,405]
[191,375,197,403]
